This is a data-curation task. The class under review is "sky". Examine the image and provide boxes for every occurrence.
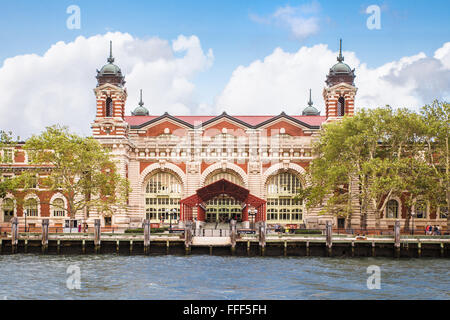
[0,0,449,138]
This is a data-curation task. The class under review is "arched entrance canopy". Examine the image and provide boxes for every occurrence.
[180,179,266,223]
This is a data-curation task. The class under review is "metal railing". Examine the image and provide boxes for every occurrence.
[0,225,118,235]
[193,228,231,237]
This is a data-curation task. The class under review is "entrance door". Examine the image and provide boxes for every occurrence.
[218,208,229,222]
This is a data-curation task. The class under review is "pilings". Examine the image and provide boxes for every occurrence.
[11,217,18,254]
[258,222,266,256]
[143,219,150,255]
[230,219,237,255]
[184,221,193,254]
[94,219,101,253]
[394,220,401,258]
[41,219,49,253]
[326,221,332,256]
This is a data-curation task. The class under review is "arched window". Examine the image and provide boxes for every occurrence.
[2,198,14,222]
[205,170,244,187]
[385,199,398,218]
[52,198,66,217]
[266,172,303,222]
[24,198,38,217]
[415,200,427,219]
[145,172,182,222]
[338,97,345,116]
[105,98,113,117]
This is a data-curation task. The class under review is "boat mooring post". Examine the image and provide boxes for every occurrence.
[394,220,401,258]
[143,219,150,255]
[41,219,49,253]
[94,219,101,253]
[230,219,237,255]
[326,221,332,256]
[258,222,266,256]
[11,217,18,254]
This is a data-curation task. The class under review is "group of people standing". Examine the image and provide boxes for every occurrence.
[425,225,441,235]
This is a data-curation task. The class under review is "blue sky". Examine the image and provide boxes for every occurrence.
[0,0,449,137]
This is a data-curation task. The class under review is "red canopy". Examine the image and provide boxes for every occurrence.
[180,179,266,223]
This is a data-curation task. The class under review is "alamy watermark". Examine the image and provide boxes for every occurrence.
[366,265,381,290]
[66,265,81,290]
[366,5,381,30]
[66,5,81,30]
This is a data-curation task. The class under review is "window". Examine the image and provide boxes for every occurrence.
[2,149,13,163]
[2,198,14,222]
[104,217,112,226]
[52,198,65,217]
[439,206,448,219]
[415,200,427,219]
[338,97,345,116]
[266,172,303,222]
[105,98,113,117]
[25,198,38,217]
[145,172,182,222]
[386,199,398,219]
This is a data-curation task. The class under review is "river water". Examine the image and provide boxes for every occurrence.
[0,254,448,300]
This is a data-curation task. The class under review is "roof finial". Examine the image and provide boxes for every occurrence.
[308,89,313,106]
[337,38,344,63]
[139,89,144,106]
[107,41,115,64]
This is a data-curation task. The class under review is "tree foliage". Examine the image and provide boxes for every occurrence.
[298,101,449,228]
[20,125,130,218]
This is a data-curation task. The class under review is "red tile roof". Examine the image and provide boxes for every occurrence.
[124,115,326,128]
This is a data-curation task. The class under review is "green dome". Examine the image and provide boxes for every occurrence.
[132,106,149,116]
[99,63,122,75]
[302,89,320,116]
[302,106,320,116]
[131,89,149,116]
[330,62,352,74]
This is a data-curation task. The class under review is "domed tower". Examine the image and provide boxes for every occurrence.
[92,41,128,137]
[323,39,357,119]
[131,90,149,116]
[302,89,320,116]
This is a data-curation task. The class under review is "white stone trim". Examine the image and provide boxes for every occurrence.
[49,192,68,218]
[138,162,187,192]
[23,193,41,217]
[0,193,17,222]
[261,162,308,197]
[200,161,248,188]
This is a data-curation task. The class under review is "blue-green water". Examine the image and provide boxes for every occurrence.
[0,255,448,300]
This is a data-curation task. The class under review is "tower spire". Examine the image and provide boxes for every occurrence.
[337,38,344,62]
[308,88,313,106]
[139,89,144,106]
[107,41,115,64]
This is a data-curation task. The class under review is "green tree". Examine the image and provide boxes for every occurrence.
[0,130,20,199]
[420,100,450,228]
[21,125,130,219]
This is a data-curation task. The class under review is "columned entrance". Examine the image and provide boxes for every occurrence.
[180,179,266,226]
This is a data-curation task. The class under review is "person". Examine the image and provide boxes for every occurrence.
[78,223,81,233]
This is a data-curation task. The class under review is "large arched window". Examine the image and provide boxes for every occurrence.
[385,199,398,218]
[52,198,66,217]
[145,172,182,222]
[338,97,345,116]
[415,200,427,219]
[24,198,38,217]
[204,171,244,222]
[2,198,14,222]
[266,172,303,223]
[105,98,113,117]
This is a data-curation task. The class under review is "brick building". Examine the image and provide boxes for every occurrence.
[1,40,447,232]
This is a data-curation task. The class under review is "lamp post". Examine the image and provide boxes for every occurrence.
[170,208,176,233]
[411,211,416,235]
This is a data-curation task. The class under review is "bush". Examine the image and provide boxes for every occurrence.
[124,227,168,234]
[294,229,322,235]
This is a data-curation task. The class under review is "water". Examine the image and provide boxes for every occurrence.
[0,254,448,300]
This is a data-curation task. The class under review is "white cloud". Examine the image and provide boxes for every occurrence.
[251,2,321,40]
[215,42,450,115]
[0,32,214,139]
